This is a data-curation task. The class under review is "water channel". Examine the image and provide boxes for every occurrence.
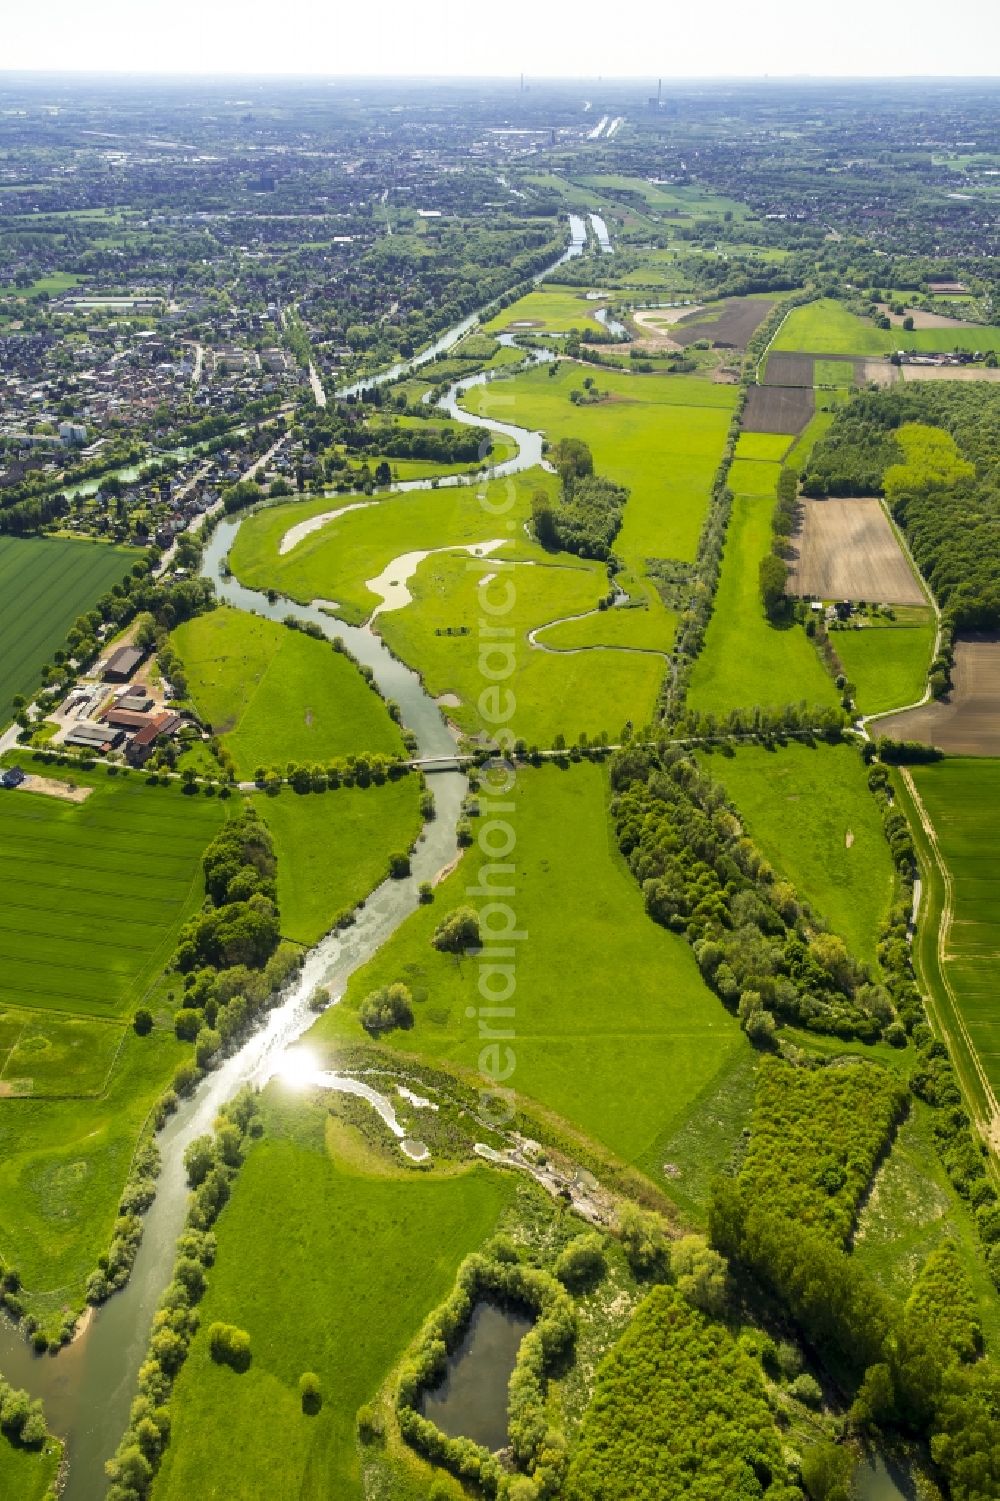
[0,226,572,1497]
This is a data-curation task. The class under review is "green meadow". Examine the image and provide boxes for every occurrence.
[698,741,897,969]
[484,286,609,333]
[534,599,674,654]
[0,1432,62,1501]
[733,432,795,463]
[172,608,405,773]
[773,297,1000,356]
[909,759,1000,1096]
[377,551,666,744]
[253,780,422,946]
[0,771,224,1018]
[687,495,836,717]
[0,534,136,729]
[834,609,935,715]
[727,456,781,497]
[151,1090,512,1501]
[318,760,746,1165]
[462,362,737,566]
[229,471,556,625]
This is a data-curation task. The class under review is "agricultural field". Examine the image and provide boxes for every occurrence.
[733,432,794,463]
[687,495,837,718]
[908,759,1000,1099]
[697,741,897,968]
[318,760,747,1166]
[785,497,927,606]
[150,1089,513,1501]
[171,608,406,774]
[726,456,781,496]
[772,297,1000,356]
[0,534,137,729]
[833,608,936,715]
[669,295,774,349]
[0,768,225,1017]
[742,383,814,434]
[253,779,422,946]
[877,637,1000,753]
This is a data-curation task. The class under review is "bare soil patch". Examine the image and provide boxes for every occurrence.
[877,637,1000,755]
[671,296,773,350]
[901,365,1000,383]
[860,359,899,387]
[785,497,925,605]
[763,352,814,387]
[16,774,94,804]
[875,303,975,329]
[743,384,814,434]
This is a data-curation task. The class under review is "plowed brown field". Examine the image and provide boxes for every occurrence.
[785,497,925,605]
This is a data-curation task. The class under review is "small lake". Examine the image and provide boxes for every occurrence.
[420,1302,533,1451]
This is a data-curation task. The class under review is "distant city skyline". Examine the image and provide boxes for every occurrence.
[5,0,1000,79]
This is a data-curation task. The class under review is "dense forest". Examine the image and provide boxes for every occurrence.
[802,384,1000,629]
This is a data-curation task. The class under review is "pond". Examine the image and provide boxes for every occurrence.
[853,1451,917,1500]
[420,1302,533,1452]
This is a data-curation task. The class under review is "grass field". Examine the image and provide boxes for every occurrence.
[0,1006,124,1098]
[0,770,225,1017]
[726,457,781,497]
[833,608,935,714]
[462,362,737,567]
[697,741,897,969]
[0,534,136,729]
[317,761,746,1165]
[534,599,675,654]
[772,298,1000,357]
[229,471,556,625]
[253,779,422,946]
[733,432,794,463]
[484,287,609,333]
[378,551,667,744]
[907,760,1000,1099]
[171,608,405,773]
[813,358,856,388]
[0,1432,62,1501]
[151,1089,513,1501]
[687,495,837,717]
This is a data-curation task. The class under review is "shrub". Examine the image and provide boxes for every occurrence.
[554,1233,606,1292]
[133,1007,153,1035]
[208,1322,251,1371]
[617,1204,669,1281]
[789,1372,823,1407]
[299,1371,322,1414]
[431,905,481,954]
[388,850,411,878]
[359,982,413,1033]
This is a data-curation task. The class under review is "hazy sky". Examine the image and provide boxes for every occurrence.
[5,0,999,78]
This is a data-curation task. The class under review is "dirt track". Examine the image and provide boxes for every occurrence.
[785,497,925,605]
[877,638,1000,754]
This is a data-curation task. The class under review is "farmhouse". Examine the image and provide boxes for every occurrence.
[103,645,145,683]
[102,706,158,731]
[125,712,182,767]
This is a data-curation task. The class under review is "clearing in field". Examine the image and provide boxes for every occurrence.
[318,760,747,1165]
[785,497,926,605]
[687,495,837,717]
[151,1089,513,1501]
[876,637,1000,754]
[833,608,936,715]
[0,767,225,1017]
[0,534,136,729]
[908,759,1000,1100]
[697,741,897,969]
[742,383,813,434]
[171,607,406,773]
[253,779,422,946]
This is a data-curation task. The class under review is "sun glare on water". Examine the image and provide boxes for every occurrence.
[276,1048,319,1088]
